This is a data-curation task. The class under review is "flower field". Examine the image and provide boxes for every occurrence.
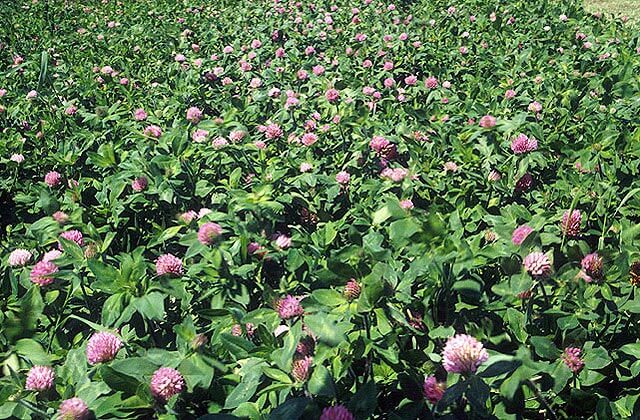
[1,0,640,418]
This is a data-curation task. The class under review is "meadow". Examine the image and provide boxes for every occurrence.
[1,0,639,418]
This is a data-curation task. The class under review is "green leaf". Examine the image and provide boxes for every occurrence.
[506,308,527,343]
[498,367,524,401]
[272,322,301,371]
[311,289,344,306]
[59,237,85,261]
[479,359,521,378]
[428,326,456,339]
[551,362,573,393]
[510,272,532,294]
[67,314,107,332]
[5,287,44,342]
[88,259,120,283]
[579,369,605,386]
[388,218,420,244]
[134,292,165,320]
[307,365,335,397]
[595,397,613,420]
[303,313,347,346]
[268,398,309,420]
[110,357,158,379]
[148,226,182,248]
[100,365,142,396]
[556,315,578,331]
[221,334,256,360]
[102,293,126,326]
[224,372,262,409]
[438,379,468,409]
[619,343,640,359]
[180,354,215,390]
[349,381,377,419]
[530,336,560,359]
[38,51,49,88]
[14,339,50,365]
[583,346,611,370]
[467,376,490,413]
[261,367,292,384]
[372,205,392,225]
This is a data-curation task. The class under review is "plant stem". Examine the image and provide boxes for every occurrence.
[16,399,49,418]
[526,379,558,420]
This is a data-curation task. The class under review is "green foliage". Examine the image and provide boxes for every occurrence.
[0,0,639,418]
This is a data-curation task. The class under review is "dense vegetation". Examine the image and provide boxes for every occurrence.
[1,0,640,418]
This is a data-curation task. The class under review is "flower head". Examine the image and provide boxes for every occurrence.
[528,101,542,113]
[524,252,552,278]
[277,295,304,319]
[265,123,283,139]
[512,225,534,246]
[425,76,438,89]
[488,170,502,182]
[320,405,355,420]
[53,211,69,224]
[581,252,603,282]
[344,279,361,300]
[291,355,312,382]
[9,249,32,267]
[400,199,414,210]
[484,230,498,242]
[325,88,340,102]
[198,208,212,219]
[442,334,489,374]
[443,161,459,173]
[301,132,318,146]
[150,367,185,402]
[198,222,223,245]
[561,347,584,374]
[134,108,147,121]
[423,376,446,404]
[186,106,203,124]
[58,398,89,420]
[192,128,209,143]
[275,234,292,249]
[561,210,582,237]
[510,133,538,154]
[381,167,409,182]
[25,366,55,391]
[479,115,496,128]
[58,230,84,250]
[43,249,63,262]
[45,171,62,187]
[30,261,58,286]
[132,176,148,192]
[231,323,256,338]
[404,75,418,86]
[86,331,122,365]
[144,125,162,138]
[156,254,183,276]
[630,261,640,286]
[370,136,390,154]
[515,172,533,193]
[336,171,350,185]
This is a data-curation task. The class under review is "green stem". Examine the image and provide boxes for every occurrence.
[538,281,551,308]
[16,399,49,418]
[48,287,73,352]
[526,379,558,420]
